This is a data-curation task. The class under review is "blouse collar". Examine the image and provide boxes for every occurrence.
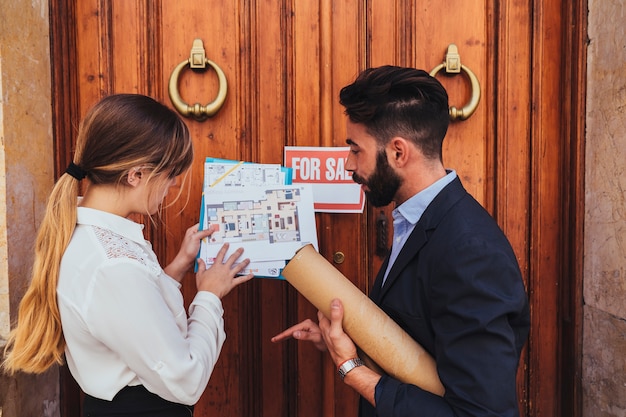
[77,207,146,245]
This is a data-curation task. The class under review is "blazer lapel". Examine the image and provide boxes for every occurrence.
[369,255,389,303]
[376,224,428,301]
[372,177,468,302]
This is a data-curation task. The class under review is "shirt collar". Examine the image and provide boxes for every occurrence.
[77,207,146,245]
[394,169,457,225]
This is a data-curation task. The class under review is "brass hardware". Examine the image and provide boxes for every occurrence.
[333,252,346,264]
[375,210,389,258]
[168,39,228,121]
[429,44,481,121]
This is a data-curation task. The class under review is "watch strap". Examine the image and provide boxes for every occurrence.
[337,357,365,380]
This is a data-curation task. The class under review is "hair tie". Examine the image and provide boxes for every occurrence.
[65,162,87,180]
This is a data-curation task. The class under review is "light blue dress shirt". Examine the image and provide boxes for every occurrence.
[382,170,457,285]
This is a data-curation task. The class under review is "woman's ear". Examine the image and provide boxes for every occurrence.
[126,167,143,187]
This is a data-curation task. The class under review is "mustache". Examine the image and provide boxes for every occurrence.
[352,173,365,184]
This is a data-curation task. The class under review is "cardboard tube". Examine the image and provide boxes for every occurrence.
[282,244,444,396]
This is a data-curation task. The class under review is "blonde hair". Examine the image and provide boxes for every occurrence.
[3,94,193,374]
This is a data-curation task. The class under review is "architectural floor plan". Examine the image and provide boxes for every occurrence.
[199,159,318,277]
[204,188,303,246]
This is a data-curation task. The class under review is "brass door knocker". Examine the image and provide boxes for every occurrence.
[168,39,228,121]
[429,44,481,121]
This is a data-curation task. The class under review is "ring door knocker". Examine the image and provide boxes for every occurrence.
[429,44,481,121]
[168,38,228,122]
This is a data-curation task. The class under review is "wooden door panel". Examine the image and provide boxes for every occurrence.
[160,4,255,416]
[494,3,533,414]
[412,1,489,206]
[291,2,328,416]
[52,0,586,416]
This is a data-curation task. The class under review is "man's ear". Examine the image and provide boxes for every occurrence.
[388,137,410,166]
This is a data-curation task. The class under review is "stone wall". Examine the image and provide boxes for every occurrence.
[0,0,60,416]
[583,0,626,416]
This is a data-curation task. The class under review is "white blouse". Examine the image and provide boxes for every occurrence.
[58,207,226,405]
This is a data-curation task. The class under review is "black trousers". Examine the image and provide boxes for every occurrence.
[83,385,194,417]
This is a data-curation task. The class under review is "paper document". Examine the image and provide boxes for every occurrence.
[198,158,318,279]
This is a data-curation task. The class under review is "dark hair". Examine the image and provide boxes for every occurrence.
[339,66,449,160]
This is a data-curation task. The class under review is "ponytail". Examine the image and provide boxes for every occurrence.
[3,174,79,374]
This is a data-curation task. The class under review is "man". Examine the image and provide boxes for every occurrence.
[272,66,530,417]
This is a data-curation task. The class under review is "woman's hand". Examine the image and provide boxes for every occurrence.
[165,223,217,282]
[195,243,254,299]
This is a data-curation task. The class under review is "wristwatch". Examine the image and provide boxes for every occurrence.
[338,358,365,380]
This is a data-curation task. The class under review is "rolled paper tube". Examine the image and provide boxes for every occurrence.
[281,244,445,396]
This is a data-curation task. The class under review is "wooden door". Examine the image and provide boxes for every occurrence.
[50,1,586,416]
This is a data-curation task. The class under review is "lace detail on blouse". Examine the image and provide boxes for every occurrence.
[92,226,161,275]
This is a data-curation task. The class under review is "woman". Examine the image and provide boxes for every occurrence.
[3,94,253,416]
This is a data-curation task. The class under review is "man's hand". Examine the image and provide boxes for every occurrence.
[318,299,358,367]
[273,298,380,405]
[271,319,328,352]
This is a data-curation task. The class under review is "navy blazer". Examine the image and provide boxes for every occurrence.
[359,177,530,417]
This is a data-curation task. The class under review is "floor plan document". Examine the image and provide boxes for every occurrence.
[199,158,318,278]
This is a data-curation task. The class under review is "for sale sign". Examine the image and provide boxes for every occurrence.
[284,146,365,213]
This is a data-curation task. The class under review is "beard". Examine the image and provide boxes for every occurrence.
[352,149,402,207]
